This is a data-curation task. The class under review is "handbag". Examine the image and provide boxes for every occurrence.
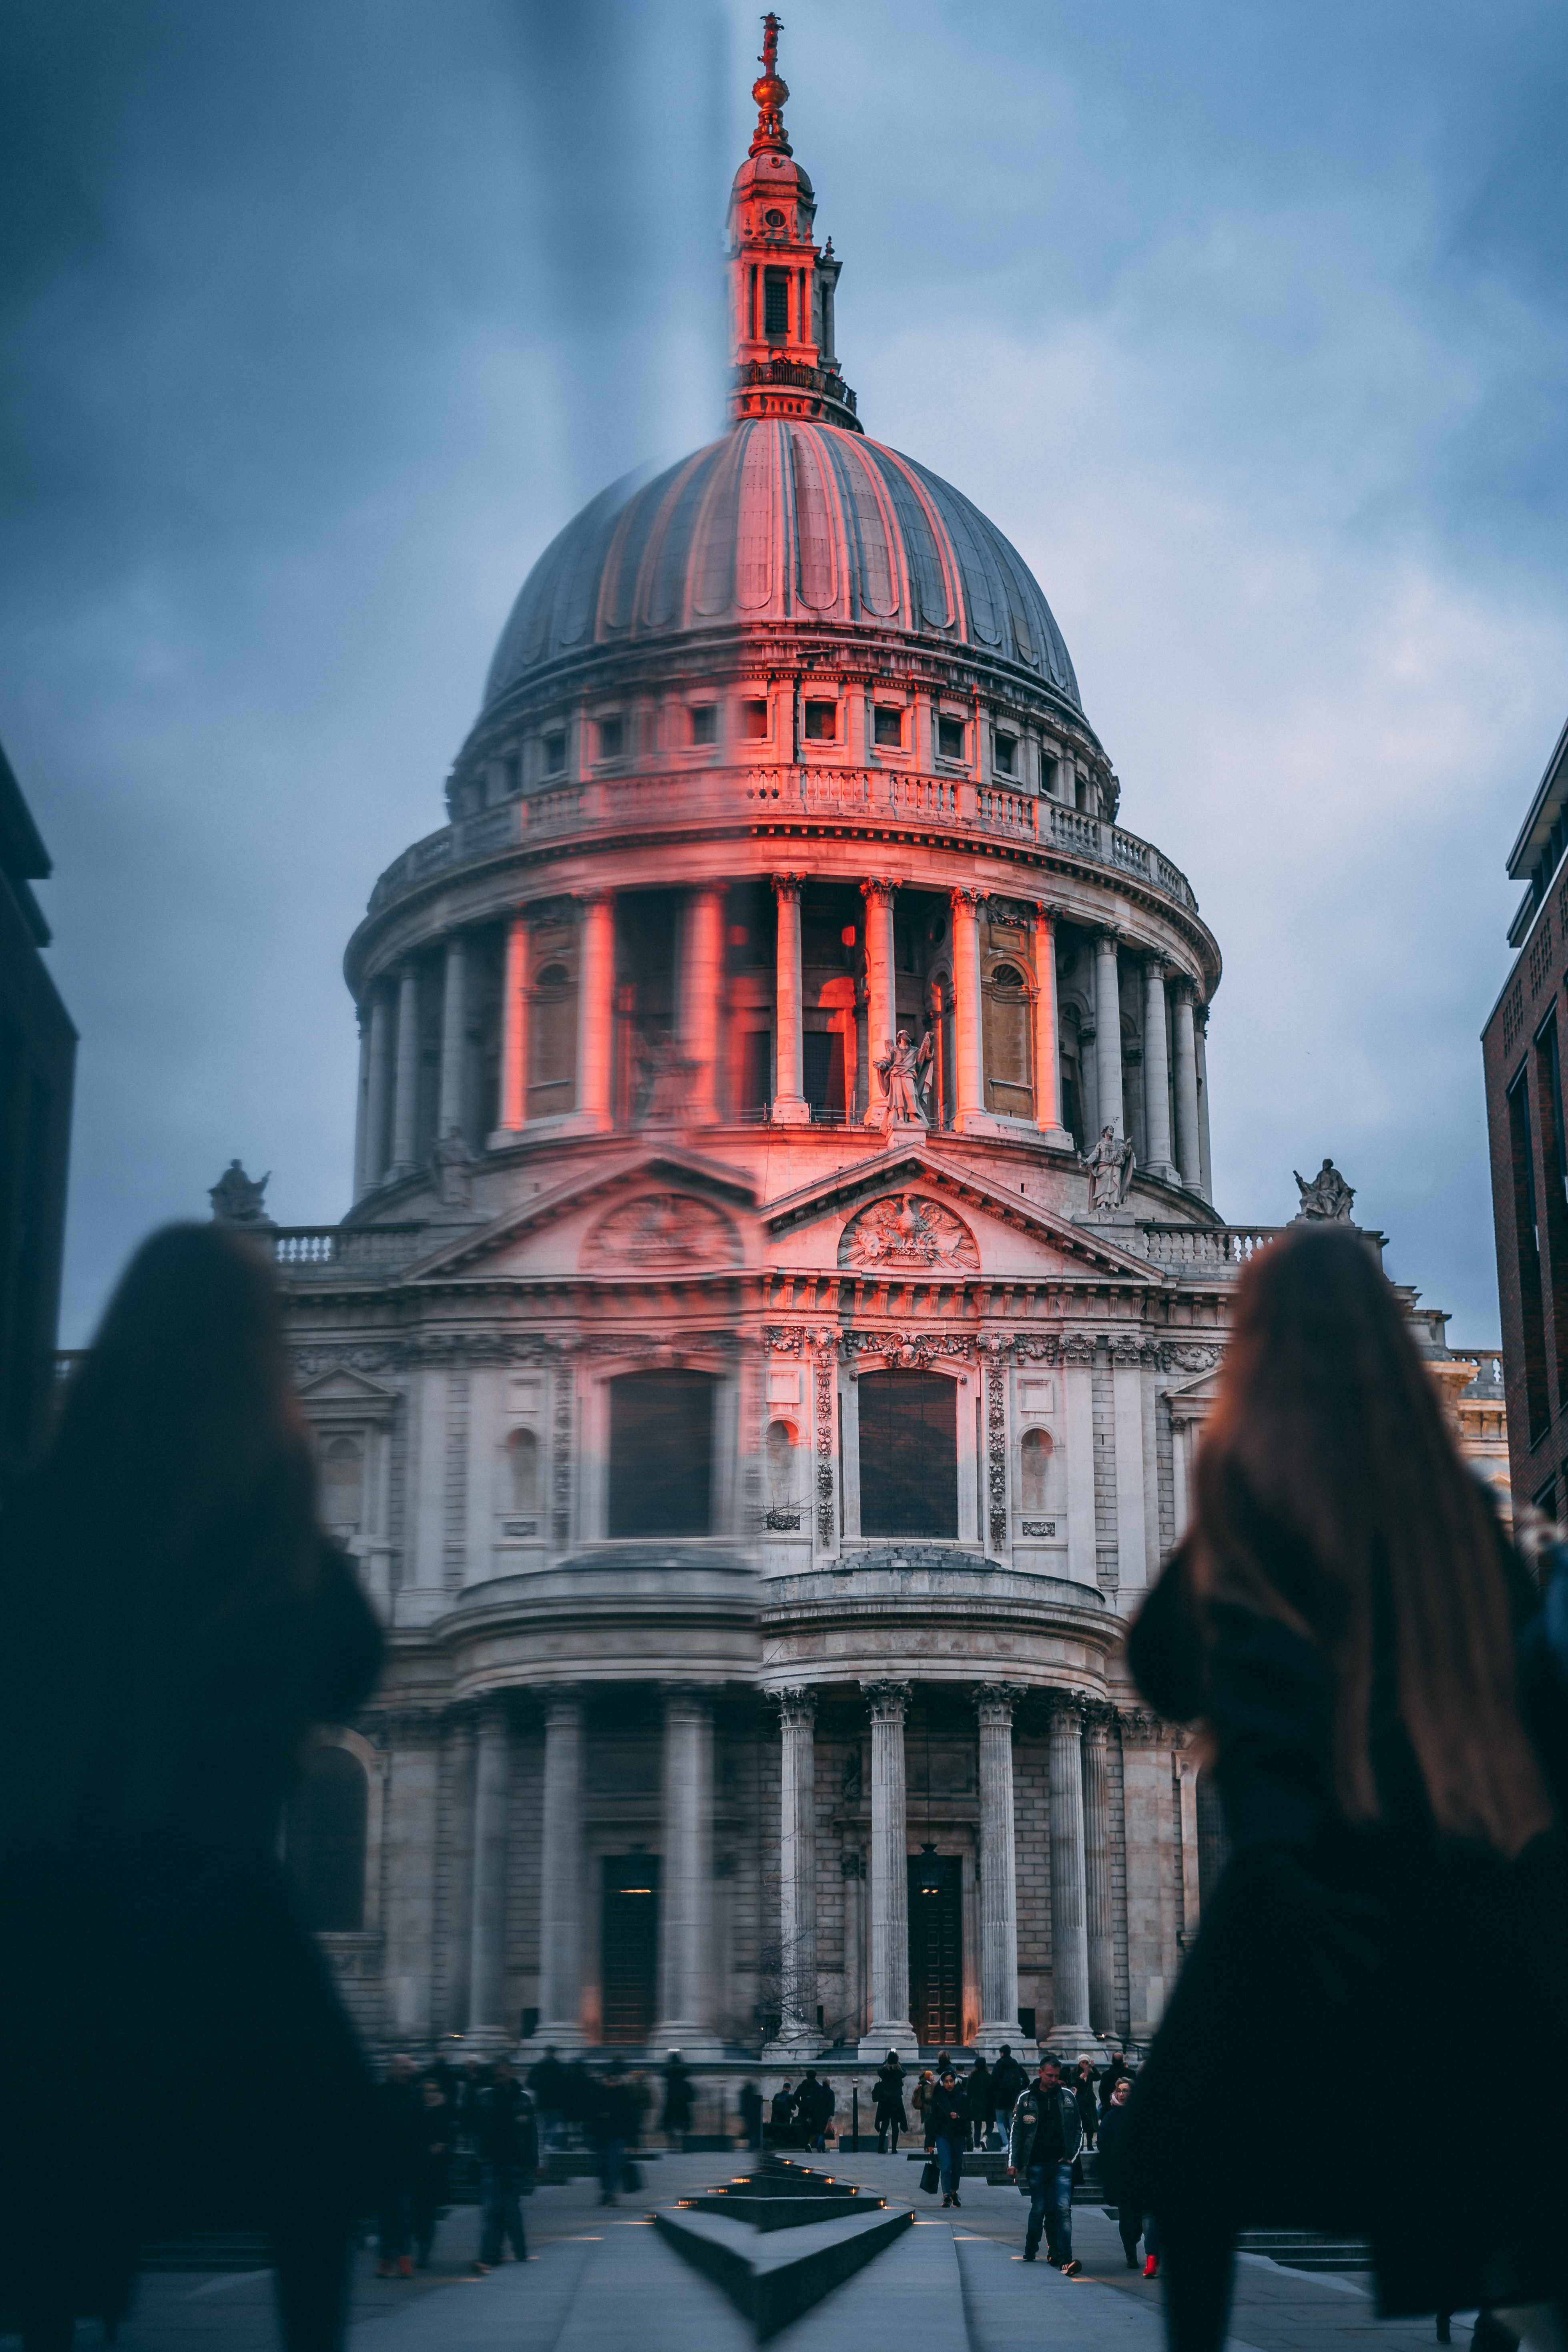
[920,2159,940,2195]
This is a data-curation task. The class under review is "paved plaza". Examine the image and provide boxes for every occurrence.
[70,2151,1470,2352]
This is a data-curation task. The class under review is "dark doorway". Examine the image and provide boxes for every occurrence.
[283,1744,367,1932]
[907,1853,962,2048]
[1195,1768,1232,1912]
[858,1370,957,1538]
[803,1030,845,1117]
[601,1853,660,2045]
[608,1370,715,1537]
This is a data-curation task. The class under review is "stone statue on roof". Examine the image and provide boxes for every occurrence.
[208,1159,271,1226]
[1083,1125,1135,1212]
[1293,1157,1355,1222]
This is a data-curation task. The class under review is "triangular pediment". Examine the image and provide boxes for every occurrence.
[762,1145,1163,1285]
[295,1365,399,1404]
[398,1145,759,1283]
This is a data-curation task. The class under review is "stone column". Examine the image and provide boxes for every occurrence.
[538,1694,586,2047]
[1092,931,1124,1142]
[353,1007,372,1201]
[976,1685,1024,2054]
[575,890,615,1131]
[496,912,528,1136]
[443,1711,476,2033]
[655,1689,720,2055]
[771,875,809,1124]
[858,1681,917,2059]
[950,886,988,1131]
[1140,956,1178,1181]
[1045,1696,1096,2058]
[1194,1006,1214,1202]
[362,987,393,1193]
[861,878,898,1122]
[1172,982,1201,1187]
[438,932,467,1144]
[1083,1709,1117,2039]
[680,884,725,1123]
[468,1698,511,2039]
[1031,906,1073,1149]
[383,1709,442,2040]
[773,1688,819,2049]
[390,961,421,1177]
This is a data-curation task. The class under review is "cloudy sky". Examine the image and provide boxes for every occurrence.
[4,0,1566,1344]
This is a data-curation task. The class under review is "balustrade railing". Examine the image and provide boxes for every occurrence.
[270,1225,429,1273]
[1137,1224,1282,1269]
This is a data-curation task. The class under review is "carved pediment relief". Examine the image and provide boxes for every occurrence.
[838,1191,979,1274]
[582,1190,743,1272]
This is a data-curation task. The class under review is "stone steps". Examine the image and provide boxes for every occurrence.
[655,2155,914,2337]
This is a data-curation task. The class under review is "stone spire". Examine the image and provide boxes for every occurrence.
[726,15,860,434]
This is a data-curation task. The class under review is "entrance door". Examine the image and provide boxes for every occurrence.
[858,1369,958,1538]
[907,1853,962,2049]
[601,1854,660,2045]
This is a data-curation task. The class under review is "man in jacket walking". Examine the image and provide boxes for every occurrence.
[1007,2054,1084,2272]
[471,2059,538,2274]
[928,2068,969,2207]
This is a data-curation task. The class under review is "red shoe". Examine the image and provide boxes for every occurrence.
[1144,2255,1159,2278]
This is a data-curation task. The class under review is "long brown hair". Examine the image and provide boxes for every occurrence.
[0,1223,320,1846]
[1190,1224,1551,1857]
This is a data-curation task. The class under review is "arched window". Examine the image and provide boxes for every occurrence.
[608,1370,715,1538]
[982,961,1033,1119]
[283,1743,368,1932]
[766,1418,798,1513]
[319,1434,363,1537]
[1020,1426,1052,1513]
[529,958,578,1120]
[505,1426,539,1515]
[1195,1767,1231,1913]
[858,1370,957,1538]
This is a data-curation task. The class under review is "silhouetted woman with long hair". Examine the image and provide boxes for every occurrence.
[0,1225,383,2351]
[1124,1225,1567,2352]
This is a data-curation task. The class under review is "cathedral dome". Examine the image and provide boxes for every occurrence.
[481,419,1083,719]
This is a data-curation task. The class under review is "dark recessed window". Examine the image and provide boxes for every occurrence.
[763,207,785,228]
[938,715,965,761]
[994,733,1017,775]
[991,964,1026,989]
[690,705,717,746]
[743,699,770,740]
[283,1745,367,1934]
[764,270,789,335]
[804,701,837,741]
[597,716,623,761]
[873,706,903,747]
[544,730,566,775]
[608,1371,715,1537]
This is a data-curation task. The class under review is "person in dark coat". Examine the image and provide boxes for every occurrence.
[592,2066,641,2205]
[1007,2055,1084,2270]
[1072,2057,1100,2149]
[1097,2073,1147,2269]
[376,2057,426,2277]
[661,2051,695,2149]
[471,2060,538,2267]
[739,2079,763,2151]
[927,2070,968,2207]
[1122,1227,1568,2352]
[769,2081,797,2144]
[411,2076,454,2270]
[965,2056,993,2148]
[872,2055,906,2154]
[0,1225,385,2352]
[796,2070,832,2151]
[527,2047,567,2152]
[1098,2053,1131,2111]
[989,2045,1026,2143]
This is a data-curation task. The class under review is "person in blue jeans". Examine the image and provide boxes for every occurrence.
[1006,2054,1084,2272]
[926,2070,969,2208]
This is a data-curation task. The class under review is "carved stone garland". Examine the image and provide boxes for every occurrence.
[985,1345,1008,1554]
[813,1332,837,1547]
[551,1350,574,1548]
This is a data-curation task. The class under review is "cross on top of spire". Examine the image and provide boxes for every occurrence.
[750,11,792,156]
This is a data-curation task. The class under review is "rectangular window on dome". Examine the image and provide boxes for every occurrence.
[597,715,623,761]
[803,700,837,741]
[764,269,789,336]
[873,705,903,748]
[994,732,1017,775]
[938,715,966,761]
[544,730,566,776]
[690,704,717,746]
[742,699,770,741]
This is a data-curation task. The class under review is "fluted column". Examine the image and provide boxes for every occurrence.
[362,988,393,1192]
[390,961,421,1177]
[575,890,615,1131]
[1045,1697,1095,2057]
[1140,956,1178,1181]
[771,875,809,1124]
[861,878,898,1122]
[977,1685,1025,2053]
[1031,905,1072,1149]
[1092,931,1124,1142]
[680,884,725,1123]
[468,1699,511,2038]
[443,1711,477,2032]
[950,886,988,1131]
[1195,1006,1214,1201]
[538,1694,586,2047]
[1172,981,1201,1187]
[353,1006,372,1200]
[858,1681,916,2058]
[655,1689,720,2054]
[1083,1709,1117,2038]
[773,1688,819,2049]
[438,932,467,1143]
[496,913,528,1136]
